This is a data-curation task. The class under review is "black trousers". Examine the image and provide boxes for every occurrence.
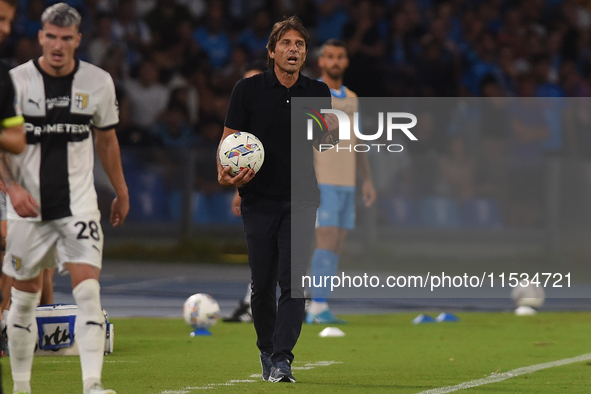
[241,195,318,364]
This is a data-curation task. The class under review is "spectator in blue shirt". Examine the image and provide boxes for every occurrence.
[238,8,271,61]
[315,0,349,45]
[192,0,232,68]
[13,0,43,38]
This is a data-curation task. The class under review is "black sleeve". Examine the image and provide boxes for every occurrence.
[0,67,18,125]
[224,78,249,131]
[320,82,331,101]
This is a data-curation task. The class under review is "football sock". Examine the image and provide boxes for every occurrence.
[73,279,106,390]
[308,301,328,315]
[310,248,339,301]
[8,288,41,394]
[244,283,252,304]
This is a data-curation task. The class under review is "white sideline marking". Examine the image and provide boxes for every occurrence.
[38,360,137,364]
[416,352,591,394]
[102,276,186,290]
[159,360,342,393]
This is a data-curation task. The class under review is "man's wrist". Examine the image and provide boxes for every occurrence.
[4,180,16,191]
[115,188,129,199]
[328,133,340,145]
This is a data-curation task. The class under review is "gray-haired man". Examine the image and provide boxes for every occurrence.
[0,3,129,394]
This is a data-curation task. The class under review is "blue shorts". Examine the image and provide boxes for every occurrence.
[316,184,356,230]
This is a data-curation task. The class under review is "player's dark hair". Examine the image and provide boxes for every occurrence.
[41,2,82,30]
[266,15,310,71]
[245,59,268,74]
[321,39,346,51]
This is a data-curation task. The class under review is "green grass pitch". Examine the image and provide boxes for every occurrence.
[2,312,591,393]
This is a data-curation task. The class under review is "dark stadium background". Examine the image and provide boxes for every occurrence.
[2,0,591,315]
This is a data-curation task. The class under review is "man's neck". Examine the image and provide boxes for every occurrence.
[321,74,342,91]
[275,66,299,88]
[38,56,75,77]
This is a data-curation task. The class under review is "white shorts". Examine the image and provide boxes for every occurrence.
[2,211,104,281]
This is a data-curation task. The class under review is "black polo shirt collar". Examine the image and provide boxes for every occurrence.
[264,68,311,90]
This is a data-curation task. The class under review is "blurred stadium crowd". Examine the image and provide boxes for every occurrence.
[1,0,590,229]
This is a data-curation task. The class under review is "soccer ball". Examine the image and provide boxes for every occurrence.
[219,132,265,176]
[183,293,220,329]
[511,280,545,309]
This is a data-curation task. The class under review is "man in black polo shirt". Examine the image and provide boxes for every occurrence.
[218,16,336,383]
[0,0,26,154]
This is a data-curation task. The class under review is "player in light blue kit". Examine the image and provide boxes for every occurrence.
[306,39,376,324]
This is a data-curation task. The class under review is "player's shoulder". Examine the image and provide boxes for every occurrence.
[232,70,266,96]
[9,60,39,91]
[344,87,358,98]
[10,59,36,78]
[306,76,331,96]
[77,60,113,83]
[306,75,327,89]
[240,70,265,86]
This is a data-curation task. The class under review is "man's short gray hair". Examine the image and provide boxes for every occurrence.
[41,3,82,30]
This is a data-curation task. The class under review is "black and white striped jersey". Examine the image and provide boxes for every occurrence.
[9,59,118,221]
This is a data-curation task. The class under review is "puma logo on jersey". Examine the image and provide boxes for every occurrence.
[86,321,104,329]
[28,98,41,108]
[13,324,32,333]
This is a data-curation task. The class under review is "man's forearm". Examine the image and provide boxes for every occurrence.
[95,130,128,197]
[357,151,372,182]
[0,124,26,154]
[314,113,340,150]
[0,151,17,190]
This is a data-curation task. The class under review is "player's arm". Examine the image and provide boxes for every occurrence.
[0,71,26,154]
[95,128,129,227]
[0,121,26,154]
[315,113,340,150]
[221,79,255,187]
[0,151,39,217]
[231,189,241,216]
[217,126,255,187]
[356,150,376,207]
